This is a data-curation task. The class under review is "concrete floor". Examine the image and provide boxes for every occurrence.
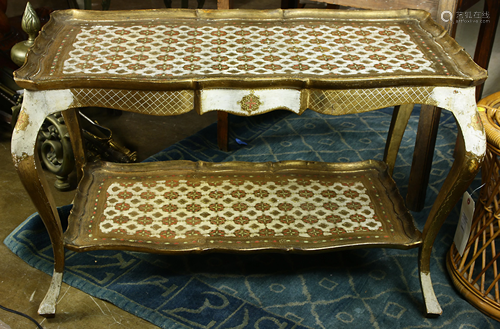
[0,0,499,328]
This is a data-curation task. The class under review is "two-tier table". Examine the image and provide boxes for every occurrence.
[11,8,487,318]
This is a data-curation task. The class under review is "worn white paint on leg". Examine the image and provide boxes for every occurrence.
[430,86,486,157]
[420,272,443,316]
[11,89,74,160]
[0,319,12,329]
[200,88,302,115]
[38,270,63,317]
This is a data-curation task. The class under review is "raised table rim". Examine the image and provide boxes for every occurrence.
[14,8,487,91]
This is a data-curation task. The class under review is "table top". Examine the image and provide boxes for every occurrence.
[14,8,487,91]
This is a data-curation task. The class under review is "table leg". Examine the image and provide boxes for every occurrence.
[418,86,485,317]
[474,0,499,100]
[11,89,75,317]
[406,105,441,211]
[13,117,65,317]
[62,109,86,184]
[418,140,479,316]
[217,111,229,152]
[217,0,233,9]
[384,104,414,176]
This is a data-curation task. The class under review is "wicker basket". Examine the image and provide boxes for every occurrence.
[447,91,500,321]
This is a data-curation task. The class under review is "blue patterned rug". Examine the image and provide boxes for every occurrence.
[5,108,498,328]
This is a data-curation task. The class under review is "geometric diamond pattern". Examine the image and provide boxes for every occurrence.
[68,86,438,117]
[62,21,436,78]
[383,302,407,319]
[71,88,194,115]
[309,86,434,115]
[99,174,382,240]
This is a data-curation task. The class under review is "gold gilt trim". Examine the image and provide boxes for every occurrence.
[70,88,194,116]
[13,9,486,90]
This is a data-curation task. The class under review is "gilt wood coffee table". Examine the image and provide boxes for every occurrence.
[12,8,487,318]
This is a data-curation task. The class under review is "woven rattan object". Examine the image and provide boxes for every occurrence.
[447,91,500,321]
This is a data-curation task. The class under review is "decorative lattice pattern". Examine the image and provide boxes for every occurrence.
[98,174,382,240]
[62,21,436,78]
[71,89,194,115]
[309,86,434,115]
[69,87,438,116]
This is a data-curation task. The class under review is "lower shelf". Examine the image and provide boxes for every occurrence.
[64,160,422,253]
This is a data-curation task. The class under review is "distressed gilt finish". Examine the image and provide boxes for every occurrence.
[12,8,486,318]
[11,2,41,67]
[15,9,486,90]
[64,160,422,252]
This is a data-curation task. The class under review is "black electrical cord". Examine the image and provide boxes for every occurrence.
[0,303,44,329]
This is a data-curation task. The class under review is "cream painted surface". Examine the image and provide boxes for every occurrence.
[64,23,435,78]
[10,87,485,161]
[430,86,486,157]
[99,177,380,239]
[37,270,63,316]
[200,89,302,115]
[420,272,443,315]
[11,90,74,158]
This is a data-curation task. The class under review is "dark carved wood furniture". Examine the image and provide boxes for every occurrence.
[12,8,486,319]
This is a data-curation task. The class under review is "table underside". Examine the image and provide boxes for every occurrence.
[64,160,422,253]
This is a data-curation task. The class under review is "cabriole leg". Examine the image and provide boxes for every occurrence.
[11,89,75,317]
[418,143,478,316]
[418,87,485,316]
[38,271,64,317]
